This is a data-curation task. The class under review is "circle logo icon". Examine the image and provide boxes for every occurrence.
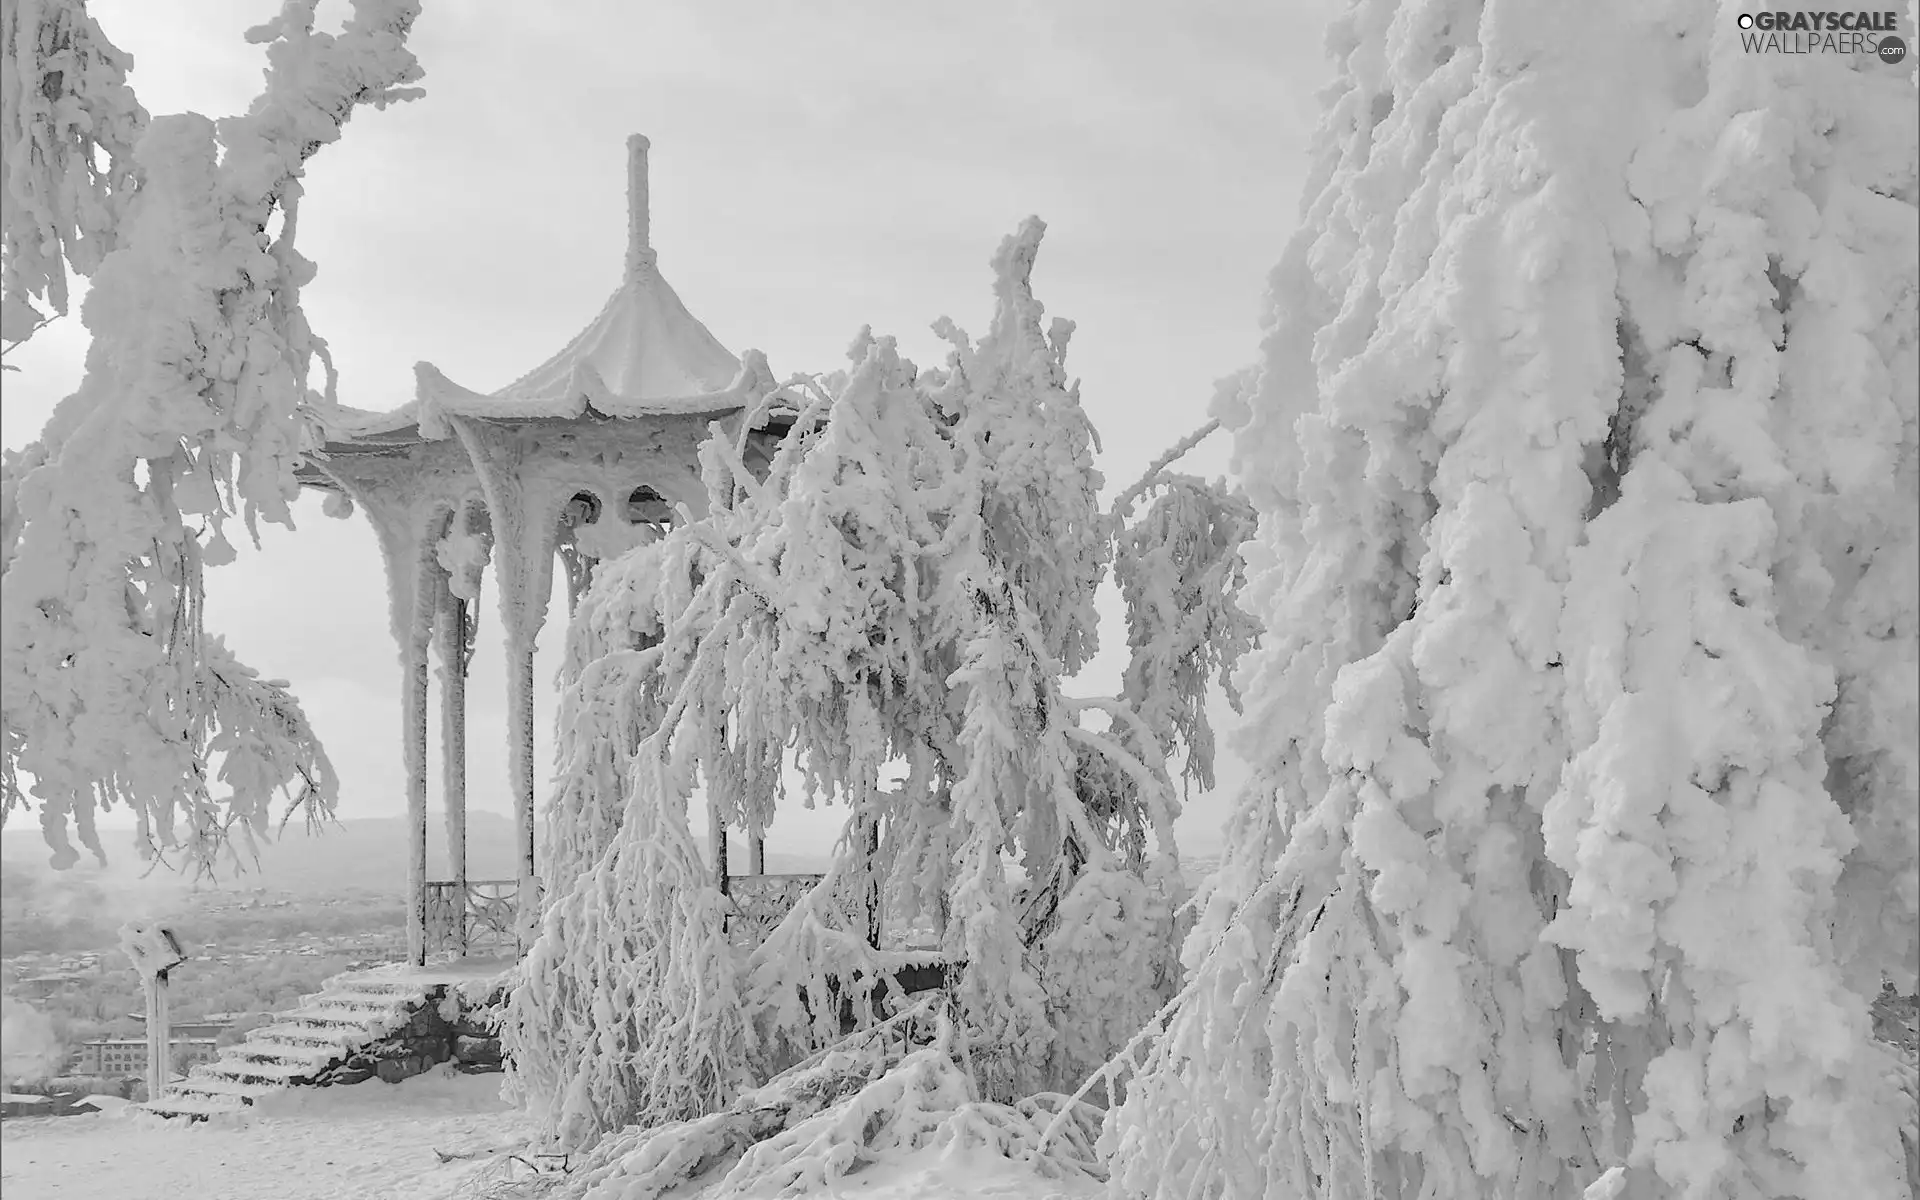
[1880,35,1908,64]
[1737,13,1755,28]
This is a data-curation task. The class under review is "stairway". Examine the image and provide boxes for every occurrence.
[140,972,433,1120]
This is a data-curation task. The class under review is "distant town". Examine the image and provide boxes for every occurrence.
[2,856,409,1103]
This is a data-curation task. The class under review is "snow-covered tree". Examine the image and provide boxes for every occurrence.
[505,219,1258,1155]
[0,0,146,343]
[1105,3,1918,1199]
[0,0,424,874]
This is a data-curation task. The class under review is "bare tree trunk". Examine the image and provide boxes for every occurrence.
[711,797,730,896]
[864,816,881,949]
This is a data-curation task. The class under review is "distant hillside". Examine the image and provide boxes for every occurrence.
[2,813,533,899]
[3,809,1219,898]
[1,814,831,901]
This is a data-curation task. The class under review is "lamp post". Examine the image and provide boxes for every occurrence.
[119,922,187,1104]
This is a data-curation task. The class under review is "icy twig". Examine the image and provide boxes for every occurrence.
[1108,419,1219,517]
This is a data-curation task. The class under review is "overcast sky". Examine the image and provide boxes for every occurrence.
[2,0,1338,870]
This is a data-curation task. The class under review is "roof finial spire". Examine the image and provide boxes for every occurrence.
[626,133,653,280]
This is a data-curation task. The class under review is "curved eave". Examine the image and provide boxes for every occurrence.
[411,360,754,437]
[292,378,768,495]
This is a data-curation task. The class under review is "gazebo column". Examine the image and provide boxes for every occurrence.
[435,580,470,955]
[449,414,556,950]
[321,467,435,968]
[403,627,430,966]
[508,632,537,886]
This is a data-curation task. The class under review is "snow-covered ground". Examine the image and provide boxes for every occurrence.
[0,1069,528,1200]
[0,1069,1090,1200]
[801,1151,1095,1200]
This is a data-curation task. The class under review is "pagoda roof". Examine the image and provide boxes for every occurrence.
[313,135,754,447]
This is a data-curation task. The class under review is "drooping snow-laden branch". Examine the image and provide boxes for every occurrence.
[0,0,424,876]
[1107,3,1918,1198]
[0,0,148,342]
[1109,475,1258,794]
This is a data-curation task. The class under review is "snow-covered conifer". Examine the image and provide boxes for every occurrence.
[1106,3,1917,1198]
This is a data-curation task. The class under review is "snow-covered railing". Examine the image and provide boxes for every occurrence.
[724,873,825,948]
[424,880,521,957]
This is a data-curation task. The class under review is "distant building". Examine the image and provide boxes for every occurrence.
[126,1015,230,1040]
[14,973,85,1000]
[1,1093,54,1119]
[72,1038,220,1078]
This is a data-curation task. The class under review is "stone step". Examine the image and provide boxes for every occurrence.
[302,990,420,1011]
[328,982,424,999]
[201,1058,323,1086]
[249,1022,366,1049]
[141,968,500,1121]
[319,976,427,999]
[170,1075,278,1102]
[141,1092,249,1119]
[232,1030,344,1053]
[222,1042,341,1069]
[345,983,424,999]
[274,1016,411,1046]
[274,1005,398,1029]
[295,1000,419,1025]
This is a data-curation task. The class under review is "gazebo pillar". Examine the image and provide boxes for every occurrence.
[435,579,470,954]
[319,467,436,967]
[449,415,554,947]
[402,589,431,967]
[508,633,537,885]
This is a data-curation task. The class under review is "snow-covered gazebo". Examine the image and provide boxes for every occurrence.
[295,136,786,965]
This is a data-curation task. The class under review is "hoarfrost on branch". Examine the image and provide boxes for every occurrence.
[1105,3,1918,1198]
[503,220,1259,1165]
[0,0,424,875]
